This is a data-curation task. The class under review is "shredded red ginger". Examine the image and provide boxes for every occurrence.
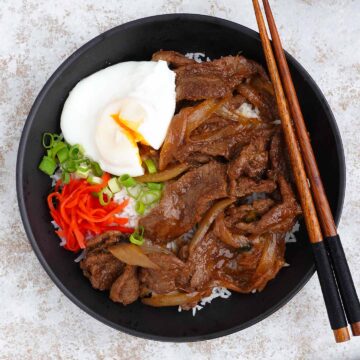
[47,173,133,252]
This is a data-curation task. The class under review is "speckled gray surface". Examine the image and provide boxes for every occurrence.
[1,0,360,359]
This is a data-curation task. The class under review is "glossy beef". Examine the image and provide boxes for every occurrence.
[139,161,228,242]
[175,56,262,101]
[110,265,140,305]
[140,253,185,294]
[152,50,196,68]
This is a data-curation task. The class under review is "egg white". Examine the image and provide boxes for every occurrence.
[60,60,176,176]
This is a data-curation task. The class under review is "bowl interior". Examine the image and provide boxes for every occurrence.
[17,14,345,341]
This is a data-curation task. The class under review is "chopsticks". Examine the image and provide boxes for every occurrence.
[261,0,360,339]
[252,0,358,343]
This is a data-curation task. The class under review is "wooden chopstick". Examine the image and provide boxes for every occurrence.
[262,0,360,338]
[252,0,350,343]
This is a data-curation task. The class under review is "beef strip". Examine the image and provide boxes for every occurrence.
[80,253,124,291]
[110,265,140,305]
[268,129,288,178]
[176,124,268,162]
[227,129,273,180]
[80,231,140,305]
[229,177,277,198]
[226,198,275,224]
[140,253,185,294]
[152,50,196,68]
[175,56,261,101]
[235,176,301,235]
[178,230,285,294]
[139,162,228,242]
[213,198,275,249]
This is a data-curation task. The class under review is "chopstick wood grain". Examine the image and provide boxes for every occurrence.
[252,0,350,343]
[262,0,360,337]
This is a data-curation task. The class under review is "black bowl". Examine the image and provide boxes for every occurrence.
[17,14,345,342]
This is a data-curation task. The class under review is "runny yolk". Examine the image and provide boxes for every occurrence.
[111,113,149,146]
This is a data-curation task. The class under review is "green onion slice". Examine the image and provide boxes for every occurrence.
[126,185,143,200]
[98,187,113,206]
[108,177,121,193]
[129,226,145,246]
[135,201,146,215]
[69,144,83,160]
[140,190,161,205]
[87,176,102,185]
[119,174,136,188]
[42,133,54,149]
[62,160,77,173]
[61,172,70,184]
[38,156,57,175]
[75,167,90,179]
[91,161,103,177]
[146,182,163,190]
[50,142,67,160]
[144,158,157,174]
[57,147,69,163]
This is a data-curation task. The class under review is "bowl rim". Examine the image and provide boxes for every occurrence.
[16,13,346,342]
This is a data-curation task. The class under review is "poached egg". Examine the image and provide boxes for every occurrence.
[60,60,176,176]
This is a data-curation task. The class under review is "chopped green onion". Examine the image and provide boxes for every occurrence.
[75,166,90,179]
[42,133,54,149]
[50,141,67,160]
[144,158,157,174]
[52,134,63,142]
[108,177,121,193]
[119,174,136,187]
[56,147,69,163]
[98,187,113,206]
[129,226,145,246]
[91,161,103,177]
[61,172,70,184]
[38,156,57,175]
[87,176,102,185]
[135,201,146,215]
[140,190,161,205]
[62,160,77,173]
[146,182,163,190]
[69,144,83,160]
[126,185,143,199]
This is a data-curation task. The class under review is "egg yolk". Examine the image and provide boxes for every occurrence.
[111,98,149,146]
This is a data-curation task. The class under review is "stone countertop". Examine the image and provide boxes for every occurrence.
[1,0,360,359]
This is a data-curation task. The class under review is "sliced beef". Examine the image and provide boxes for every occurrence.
[213,199,275,249]
[178,230,285,294]
[81,231,140,305]
[85,231,127,252]
[269,129,288,177]
[229,177,277,198]
[176,124,265,162]
[159,99,223,170]
[226,198,275,224]
[140,253,185,294]
[139,162,228,242]
[175,56,261,101]
[110,265,140,305]
[152,50,196,68]
[80,252,124,291]
[227,129,273,180]
[235,176,301,235]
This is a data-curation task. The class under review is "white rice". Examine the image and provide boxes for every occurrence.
[236,102,260,118]
[285,221,300,243]
[185,52,210,63]
[50,168,62,187]
[179,287,232,316]
[113,188,139,228]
